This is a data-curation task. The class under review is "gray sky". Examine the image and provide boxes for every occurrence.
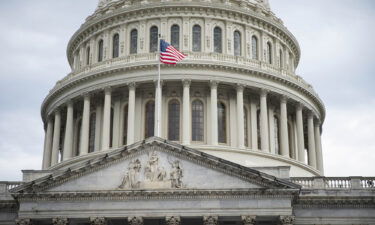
[0,0,374,181]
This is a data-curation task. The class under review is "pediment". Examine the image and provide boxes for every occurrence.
[12,138,299,194]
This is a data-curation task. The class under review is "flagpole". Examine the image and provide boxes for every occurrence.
[155,34,162,138]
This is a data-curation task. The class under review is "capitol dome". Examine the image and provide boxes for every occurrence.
[40,0,325,177]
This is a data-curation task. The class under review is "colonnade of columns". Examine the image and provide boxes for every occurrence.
[42,80,324,173]
[16,215,295,225]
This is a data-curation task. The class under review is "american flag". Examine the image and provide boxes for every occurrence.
[160,39,186,64]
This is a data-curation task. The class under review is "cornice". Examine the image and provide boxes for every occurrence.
[41,61,325,123]
[67,2,300,66]
[15,189,297,202]
[295,196,375,209]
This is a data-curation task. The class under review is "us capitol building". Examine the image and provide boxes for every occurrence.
[1,0,374,224]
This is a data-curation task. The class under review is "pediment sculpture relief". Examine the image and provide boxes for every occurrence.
[118,151,184,189]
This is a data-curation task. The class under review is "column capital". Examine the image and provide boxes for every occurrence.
[90,217,106,225]
[279,215,295,225]
[209,80,219,88]
[65,99,74,106]
[236,83,245,92]
[128,82,137,89]
[182,79,191,87]
[241,215,256,225]
[52,217,69,225]
[15,219,32,225]
[308,111,315,119]
[54,109,61,115]
[83,92,91,100]
[260,88,268,97]
[153,79,165,86]
[203,216,218,225]
[296,103,303,111]
[280,95,288,103]
[104,87,112,94]
[166,216,181,225]
[128,217,143,225]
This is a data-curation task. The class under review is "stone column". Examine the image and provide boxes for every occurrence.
[307,113,317,168]
[315,122,324,173]
[154,80,163,137]
[250,99,258,150]
[279,216,295,225]
[166,216,181,225]
[268,106,275,154]
[236,85,245,149]
[52,217,69,225]
[280,96,290,157]
[80,94,91,156]
[296,104,305,163]
[203,216,218,225]
[90,217,107,225]
[63,101,74,161]
[15,219,31,225]
[127,83,136,145]
[128,217,143,225]
[112,97,122,148]
[241,216,256,225]
[182,80,191,145]
[42,118,54,169]
[94,103,103,151]
[260,90,269,152]
[102,88,112,150]
[51,110,61,166]
[210,81,219,145]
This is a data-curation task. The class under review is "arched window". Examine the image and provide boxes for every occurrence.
[88,112,96,153]
[168,100,180,141]
[150,26,158,53]
[130,29,138,54]
[251,36,258,60]
[112,33,119,58]
[274,116,280,154]
[192,100,204,142]
[218,102,227,143]
[98,39,104,62]
[267,42,272,64]
[244,107,248,147]
[145,101,155,138]
[171,25,180,50]
[279,49,283,68]
[192,25,201,52]
[213,27,222,53]
[234,30,241,56]
[123,105,128,145]
[86,46,90,65]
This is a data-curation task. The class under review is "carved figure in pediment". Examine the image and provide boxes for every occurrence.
[170,160,183,188]
[119,159,141,189]
[145,151,166,182]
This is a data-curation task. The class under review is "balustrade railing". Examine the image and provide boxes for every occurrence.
[0,181,24,195]
[290,177,375,189]
[53,52,315,94]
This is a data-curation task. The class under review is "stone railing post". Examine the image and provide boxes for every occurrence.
[241,215,256,225]
[350,176,362,189]
[52,217,69,225]
[312,177,325,189]
[279,216,295,225]
[203,216,218,225]
[90,217,107,225]
[128,217,143,225]
[166,216,181,225]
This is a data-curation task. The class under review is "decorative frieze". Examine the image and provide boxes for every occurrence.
[52,217,69,225]
[241,215,256,225]
[15,219,32,225]
[166,216,181,225]
[203,216,218,225]
[128,216,143,225]
[279,216,295,225]
[90,217,106,225]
